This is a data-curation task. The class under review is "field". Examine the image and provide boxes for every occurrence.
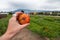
[0,15,60,39]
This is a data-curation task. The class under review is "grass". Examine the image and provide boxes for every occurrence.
[0,15,60,39]
[0,15,11,35]
[28,15,60,38]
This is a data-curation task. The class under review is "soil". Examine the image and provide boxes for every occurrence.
[12,28,60,40]
[12,28,44,40]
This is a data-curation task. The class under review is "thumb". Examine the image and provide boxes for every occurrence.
[22,23,30,27]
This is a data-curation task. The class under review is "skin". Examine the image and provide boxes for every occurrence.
[0,12,30,40]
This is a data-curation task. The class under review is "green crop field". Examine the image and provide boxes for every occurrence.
[28,15,60,38]
[0,15,60,39]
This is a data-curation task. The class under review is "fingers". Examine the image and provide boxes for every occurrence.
[12,12,23,20]
[11,12,24,21]
[12,12,23,17]
[15,12,23,17]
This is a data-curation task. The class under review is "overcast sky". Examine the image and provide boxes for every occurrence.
[0,0,60,11]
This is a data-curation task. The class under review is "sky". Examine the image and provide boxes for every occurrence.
[0,0,60,12]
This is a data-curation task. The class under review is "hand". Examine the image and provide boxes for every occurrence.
[0,12,30,40]
[7,13,29,33]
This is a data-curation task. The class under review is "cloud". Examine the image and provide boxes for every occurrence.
[0,0,46,11]
[8,0,44,10]
[0,0,60,11]
[38,0,60,10]
[46,0,60,3]
[9,2,35,9]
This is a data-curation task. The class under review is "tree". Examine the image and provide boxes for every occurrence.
[8,12,13,15]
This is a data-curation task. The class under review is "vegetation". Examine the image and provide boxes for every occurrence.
[0,15,11,36]
[0,15,60,39]
[28,15,60,38]
[8,12,13,15]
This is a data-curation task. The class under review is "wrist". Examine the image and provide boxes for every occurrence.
[0,34,11,40]
[0,33,14,40]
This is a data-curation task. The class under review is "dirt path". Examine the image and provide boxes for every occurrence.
[12,28,44,40]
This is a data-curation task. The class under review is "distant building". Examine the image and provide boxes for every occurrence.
[29,11,60,16]
[0,12,9,19]
[0,12,9,15]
